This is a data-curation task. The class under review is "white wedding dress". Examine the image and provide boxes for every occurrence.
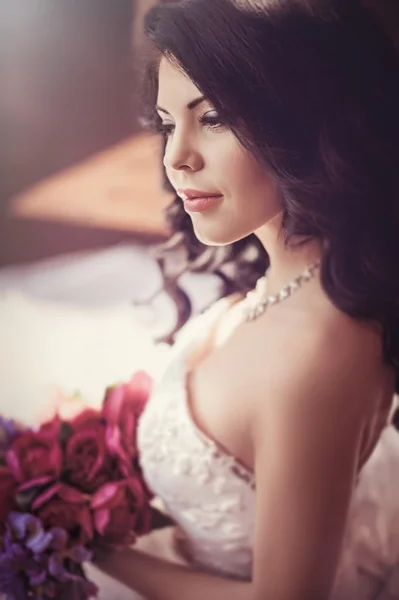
[137,301,399,600]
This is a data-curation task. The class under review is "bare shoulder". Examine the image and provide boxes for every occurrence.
[247,303,382,598]
[247,300,384,423]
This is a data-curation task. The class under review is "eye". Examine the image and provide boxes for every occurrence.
[155,122,175,137]
[199,110,225,131]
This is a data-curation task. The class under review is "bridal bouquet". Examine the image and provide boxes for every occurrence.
[0,371,161,600]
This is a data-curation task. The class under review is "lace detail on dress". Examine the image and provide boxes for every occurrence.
[137,308,255,579]
[137,368,255,577]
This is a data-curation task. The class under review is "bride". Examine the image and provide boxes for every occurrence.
[94,0,399,598]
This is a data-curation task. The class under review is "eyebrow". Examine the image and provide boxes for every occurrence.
[155,95,206,115]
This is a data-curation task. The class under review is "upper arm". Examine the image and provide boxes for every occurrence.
[250,336,367,600]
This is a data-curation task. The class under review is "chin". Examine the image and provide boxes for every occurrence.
[192,223,248,247]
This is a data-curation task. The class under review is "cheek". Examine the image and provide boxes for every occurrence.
[164,164,176,191]
[227,149,277,207]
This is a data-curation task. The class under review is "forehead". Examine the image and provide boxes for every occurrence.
[157,57,202,107]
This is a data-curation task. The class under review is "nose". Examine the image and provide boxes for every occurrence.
[163,130,204,173]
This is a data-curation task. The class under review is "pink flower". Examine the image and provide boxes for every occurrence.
[65,421,112,494]
[0,467,17,531]
[102,371,152,476]
[6,420,62,484]
[32,483,93,544]
[91,478,151,545]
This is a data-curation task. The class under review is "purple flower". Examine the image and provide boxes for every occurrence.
[0,513,98,599]
[0,513,51,597]
[10,512,54,553]
[0,553,26,600]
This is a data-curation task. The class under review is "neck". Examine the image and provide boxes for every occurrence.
[254,212,323,290]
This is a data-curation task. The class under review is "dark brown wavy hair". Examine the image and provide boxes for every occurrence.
[139,0,399,389]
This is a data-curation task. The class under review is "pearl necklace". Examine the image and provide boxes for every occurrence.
[241,261,321,322]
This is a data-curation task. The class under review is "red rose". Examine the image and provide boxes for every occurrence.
[65,421,112,493]
[0,466,17,531]
[6,420,62,484]
[69,408,102,430]
[102,371,152,476]
[91,477,151,545]
[32,483,93,544]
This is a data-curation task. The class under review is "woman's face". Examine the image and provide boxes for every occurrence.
[156,57,281,246]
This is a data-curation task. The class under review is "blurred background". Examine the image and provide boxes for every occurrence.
[1,0,167,261]
[0,0,221,426]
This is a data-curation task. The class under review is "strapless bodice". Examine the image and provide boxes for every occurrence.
[137,304,256,579]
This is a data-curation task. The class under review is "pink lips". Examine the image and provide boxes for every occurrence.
[177,189,223,213]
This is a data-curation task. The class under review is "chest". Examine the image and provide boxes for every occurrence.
[185,301,258,472]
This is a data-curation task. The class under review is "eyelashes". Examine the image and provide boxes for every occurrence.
[155,112,225,137]
[155,122,174,136]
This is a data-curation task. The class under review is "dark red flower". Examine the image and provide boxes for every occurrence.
[69,408,102,431]
[65,421,112,493]
[32,483,93,544]
[0,467,17,532]
[6,421,62,485]
[91,477,151,545]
